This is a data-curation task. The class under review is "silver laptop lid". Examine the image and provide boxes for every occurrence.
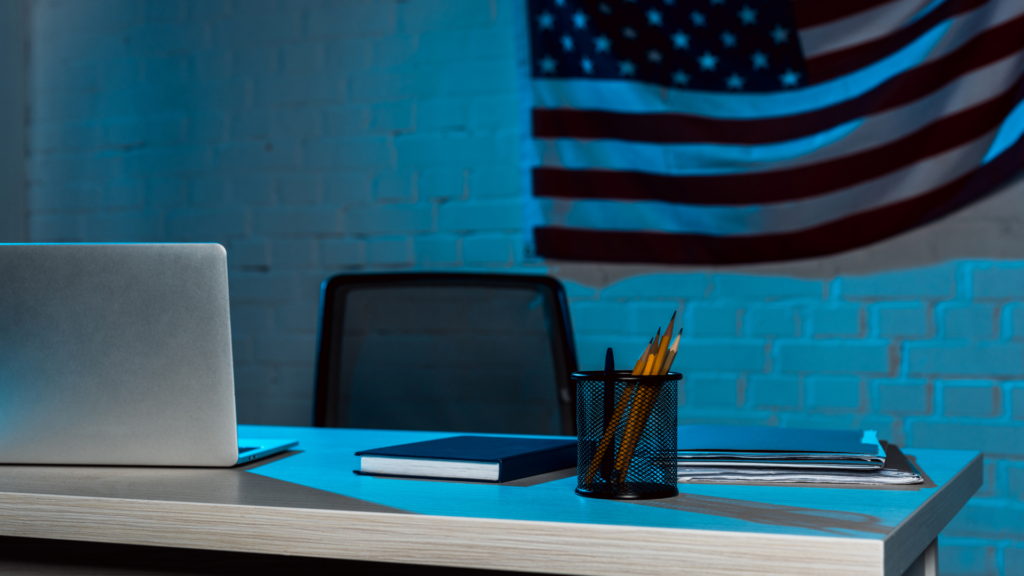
[0,243,238,466]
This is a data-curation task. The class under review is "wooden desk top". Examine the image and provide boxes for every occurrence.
[0,425,981,576]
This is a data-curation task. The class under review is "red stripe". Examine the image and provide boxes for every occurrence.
[792,0,901,29]
[805,0,988,84]
[532,13,1024,145]
[533,133,1024,264]
[534,73,1024,205]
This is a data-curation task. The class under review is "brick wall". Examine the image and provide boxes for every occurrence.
[27,0,535,425]
[24,1,1024,572]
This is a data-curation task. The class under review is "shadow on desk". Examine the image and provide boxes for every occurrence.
[632,493,892,536]
[0,536,542,576]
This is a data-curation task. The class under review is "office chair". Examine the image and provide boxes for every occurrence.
[313,273,578,435]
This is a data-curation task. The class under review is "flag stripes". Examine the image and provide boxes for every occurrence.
[533,135,1024,264]
[805,0,989,84]
[535,126,1009,236]
[798,0,948,59]
[535,69,1024,205]
[526,0,1024,264]
[792,0,909,29]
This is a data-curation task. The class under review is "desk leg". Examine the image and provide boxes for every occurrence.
[902,539,939,576]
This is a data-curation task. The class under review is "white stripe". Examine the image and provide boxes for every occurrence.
[800,0,939,59]
[535,128,998,236]
[533,0,1024,120]
[533,52,1024,176]
[983,96,1024,164]
[535,121,861,176]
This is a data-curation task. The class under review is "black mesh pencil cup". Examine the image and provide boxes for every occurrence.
[573,371,680,500]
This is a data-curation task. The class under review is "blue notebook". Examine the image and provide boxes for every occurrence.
[355,436,577,483]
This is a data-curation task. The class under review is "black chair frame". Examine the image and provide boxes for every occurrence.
[313,272,579,435]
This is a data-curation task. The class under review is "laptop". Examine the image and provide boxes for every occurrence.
[0,243,296,466]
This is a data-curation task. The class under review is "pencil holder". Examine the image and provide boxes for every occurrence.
[573,371,680,500]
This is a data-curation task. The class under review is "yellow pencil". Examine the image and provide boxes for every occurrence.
[651,312,675,375]
[631,338,653,375]
[641,327,660,375]
[660,328,683,375]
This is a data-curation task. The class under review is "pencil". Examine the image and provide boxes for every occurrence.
[660,328,682,375]
[609,379,660,483]
[631,339,653,375]
[651,312,675,375]
[641,327,660,375]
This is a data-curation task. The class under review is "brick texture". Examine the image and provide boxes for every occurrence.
[26,0,529,428]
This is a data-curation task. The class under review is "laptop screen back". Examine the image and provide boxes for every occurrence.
[0,243,238,466]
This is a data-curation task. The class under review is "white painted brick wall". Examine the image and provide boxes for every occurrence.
[27,0,529,425]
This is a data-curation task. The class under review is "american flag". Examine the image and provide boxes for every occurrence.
[525,0,1024,264]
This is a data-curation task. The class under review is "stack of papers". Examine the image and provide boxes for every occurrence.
[676,425,922,485]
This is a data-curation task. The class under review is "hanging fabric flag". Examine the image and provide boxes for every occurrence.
[524,0,1024,264]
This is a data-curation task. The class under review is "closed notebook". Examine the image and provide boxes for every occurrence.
[355,436,577,483]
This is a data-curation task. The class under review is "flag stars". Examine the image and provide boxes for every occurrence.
[530,3,801,91]
[779,68,801,87]
[770,25,790,44]
[737,5,757,25]
[539,55,557,74]
[537,11,554,30]
[750,50,768,70]
[580,56,594,75]
[672,30,690,49]
[697,51,718,71]
[571,10,589,29]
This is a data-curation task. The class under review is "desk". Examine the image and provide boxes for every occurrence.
[0,425,980,575]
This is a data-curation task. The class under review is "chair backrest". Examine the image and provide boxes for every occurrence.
[313,273,578,436]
